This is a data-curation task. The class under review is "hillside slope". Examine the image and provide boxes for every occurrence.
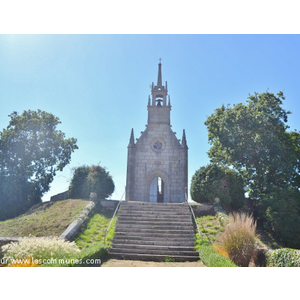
[0,199,91,237]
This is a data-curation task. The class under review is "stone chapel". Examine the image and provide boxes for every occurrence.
[125,61,188,203]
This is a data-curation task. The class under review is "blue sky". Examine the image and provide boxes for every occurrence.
[1,34,300,201]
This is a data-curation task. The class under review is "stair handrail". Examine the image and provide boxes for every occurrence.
[184,187,204,245]
[105,188,125,241]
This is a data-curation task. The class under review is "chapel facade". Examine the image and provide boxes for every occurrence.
[125,62,188,203]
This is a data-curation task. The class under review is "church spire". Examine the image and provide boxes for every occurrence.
[157,58,162,87]
[148,60,171,124]
[129,128,135,146]
[181,129,188,148]
[150,59,168,107]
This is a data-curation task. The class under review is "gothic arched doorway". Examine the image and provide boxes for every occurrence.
[149,176,164,203]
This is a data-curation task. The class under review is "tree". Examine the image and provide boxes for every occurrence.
[205,91,300,197]
[69,165,115,200]
[0,110,78,220]
[204,91,300,247]
[262,185,300,248]
[190,163,245,212]
[68,165,90,199]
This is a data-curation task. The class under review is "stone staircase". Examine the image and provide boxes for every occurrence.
[109,201,199,262]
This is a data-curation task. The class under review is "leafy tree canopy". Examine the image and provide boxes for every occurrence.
[0,110,78,220]
[205,91,300,198]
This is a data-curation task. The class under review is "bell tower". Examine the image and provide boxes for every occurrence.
[126,60,188,203]
[147,59,171,125]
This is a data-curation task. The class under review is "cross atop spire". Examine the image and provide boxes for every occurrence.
[159,57,162,64]
[157,59,162,87]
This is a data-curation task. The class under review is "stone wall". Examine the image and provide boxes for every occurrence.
[100,199,120,211]
[191,204,215,217]
[50,190,69,202]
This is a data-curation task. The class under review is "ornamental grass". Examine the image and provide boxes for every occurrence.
[2,237,80,266]
[217,212,257,267]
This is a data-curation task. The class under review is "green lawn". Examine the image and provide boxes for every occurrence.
[74,208,116,249]
[195,214,225,249]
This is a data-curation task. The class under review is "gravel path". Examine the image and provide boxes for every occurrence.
[101,259,205,267]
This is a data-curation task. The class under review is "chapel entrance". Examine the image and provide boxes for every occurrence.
[149,177,164,203]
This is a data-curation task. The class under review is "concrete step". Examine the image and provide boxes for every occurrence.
[120,205,188,210]
[113,233,195,240]
[113,232,195,239]
[114,228,194,235]
[120,203,189,208]
[110,246,198,257]
[118,216,191,223]
[117,219,192,225]
[108,252,199,262]
[118,210,191,217]
[111,244,196,252]
[115,224,194,230]
[112,238,195,247]
[122,202,187,207]
[117,215,192,221]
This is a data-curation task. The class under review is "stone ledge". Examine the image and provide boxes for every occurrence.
[59,201,95,241]
[100,199,120,210]
[191,203,215,216]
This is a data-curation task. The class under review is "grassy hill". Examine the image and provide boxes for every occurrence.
[0,199,91,237]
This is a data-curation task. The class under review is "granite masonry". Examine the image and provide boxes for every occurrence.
[126,62,188,203]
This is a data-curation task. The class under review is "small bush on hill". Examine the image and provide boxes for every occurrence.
[69,165,115,199]
[199,245,237,267]
[217,212,257,267]
[267,248,300,267]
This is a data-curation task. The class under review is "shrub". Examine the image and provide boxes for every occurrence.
[199,245,237,267]
[260,186,300,249]
[190,164,245,212]
[69,165,115,199]
[267,248,300,267]
[217,212,257,267]
[1,237,80,265]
